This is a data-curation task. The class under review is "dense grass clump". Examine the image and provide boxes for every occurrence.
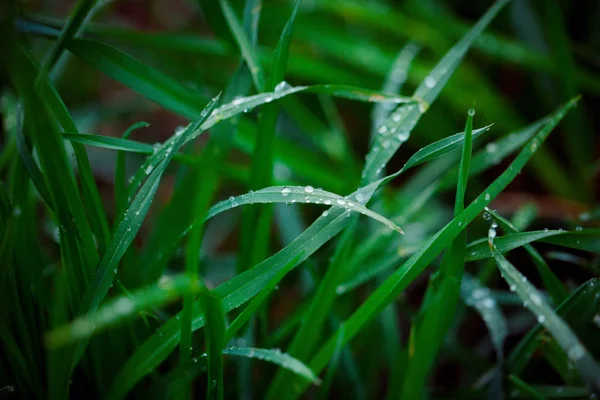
[1,0,599,398]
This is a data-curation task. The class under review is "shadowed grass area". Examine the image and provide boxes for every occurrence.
[1,0,599,399]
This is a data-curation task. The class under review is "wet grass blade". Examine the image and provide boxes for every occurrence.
[45,275,202,348]
[371,42,420,135]
[223,347,320,385]
[114,122,150,215]
[466,229,600,261]
[489,242,600,396]
[460,274,507,358]
[206,186,403,233]
[485,208,568,305]
[401,108,474,399]
[362,0,510,184]
[507,278,600,375]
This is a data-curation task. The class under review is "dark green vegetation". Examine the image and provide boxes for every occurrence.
[1,0,599,398]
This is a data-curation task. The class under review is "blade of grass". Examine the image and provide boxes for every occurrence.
[401,108,474,399]
[489,239,600,395]
[485,208,568,305]
[45,275,203,348]
[218,0,266,91]
[114,121,150,216]
[36,0,98,85]
[198,291,226,400]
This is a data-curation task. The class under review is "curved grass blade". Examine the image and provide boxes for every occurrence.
[45,275,202,348]
[466,229,600,261]
[489,241,600,396]
[222,347,321,385]
[206,186,403,233]
[485,208,568,305]
[401,108,474,399]
[297,98,578,398]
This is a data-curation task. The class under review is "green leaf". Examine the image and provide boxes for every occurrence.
[401,108,474,399]
[206,186,403,233]
[466,229,600,261]
[485,208,568,305]
[219,0,266,91]
[36,0,98,84]
[66,38,206,118]
[223,347,321,385]
[44,275,202,348]
[490,241,600,396]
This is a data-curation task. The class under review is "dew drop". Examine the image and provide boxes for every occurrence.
[174,126,185,137]
[483,212,491,220]
[484,193,491,201]
[265,96,274,103]
[281,187,291,196]
[576,226,583,231]
[145,165,154,175]
[304,185,314,193]
[322,210,329,217]
[324,200,332,206]
[397,130,410,142]
[567,344,585,361]
[486,143,498,153]
[392,113,401,123]
[537,315,546,324]
[424,76,436,88]
[274,81,291,92]
[336,199,346,206]
[468,108,476,116]
[543,228,549,232]
[378,125,388,134]
[382,140,390,149]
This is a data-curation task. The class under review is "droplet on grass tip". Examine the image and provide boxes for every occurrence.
[468,108,476,116]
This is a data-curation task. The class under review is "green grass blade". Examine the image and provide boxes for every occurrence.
[45,275,202,348]
[219,0,266,91]
[198,291,226,400]
[206,186,403,233]
[223,347,320,385]
[485,208,568,305]
[66,38,207,118]
[507,278,600,374]
[371,42,420,135]
[460,274,507,358]
[466,229,600,261]
[36,0,97,85]
[489,240,600,395]
[401,108,474,399]
[299,98,577,398]
[362,0,509,184]
[114,122,150,215]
